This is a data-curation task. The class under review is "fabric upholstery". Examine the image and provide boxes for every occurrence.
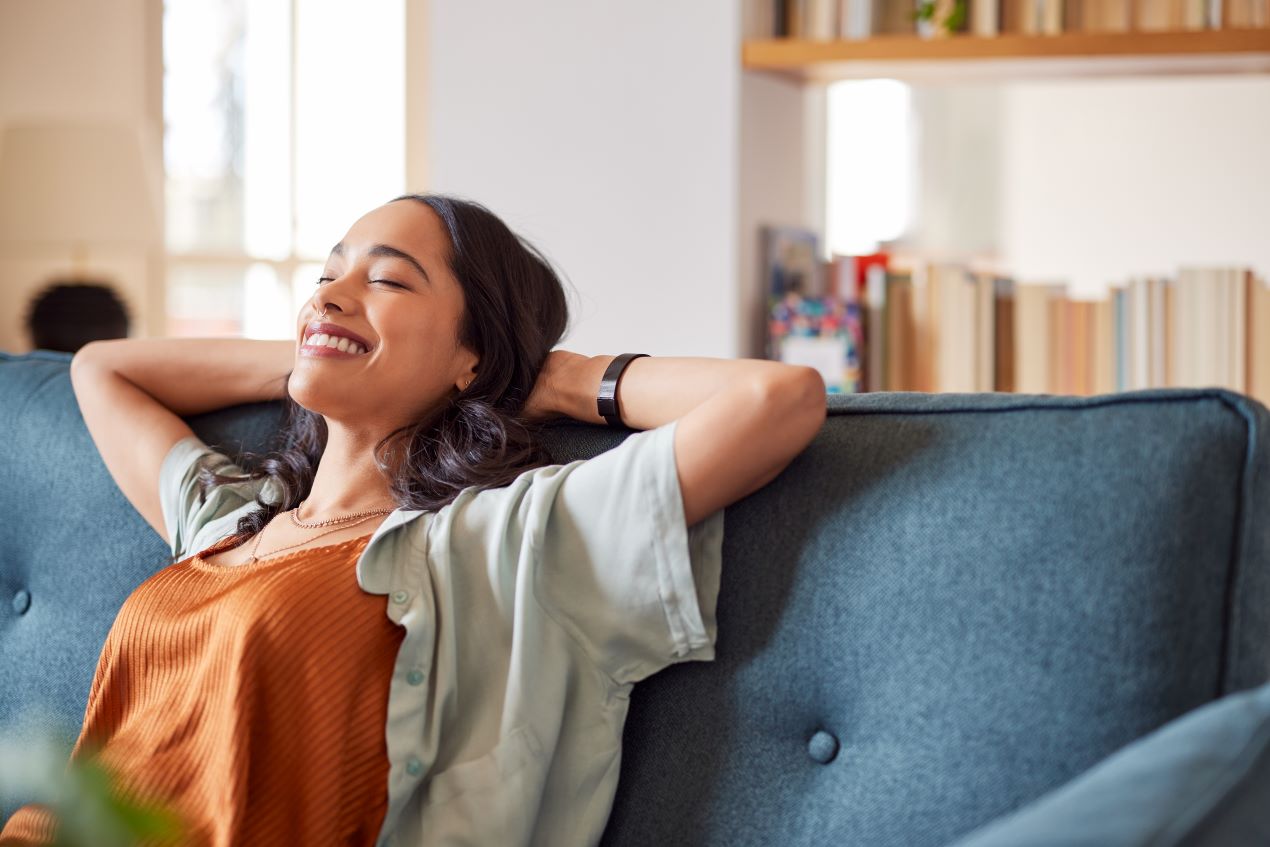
[2,349,1268,846]
[946,677,1270,846]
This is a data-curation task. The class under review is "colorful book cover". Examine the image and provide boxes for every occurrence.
[768,292,862,394]
[761,225,821,300]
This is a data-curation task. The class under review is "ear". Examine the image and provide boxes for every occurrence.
[455,356,478,392]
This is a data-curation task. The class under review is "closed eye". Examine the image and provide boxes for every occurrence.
[315,277,407,290]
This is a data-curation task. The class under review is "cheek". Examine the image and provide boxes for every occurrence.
[382,331,452,383]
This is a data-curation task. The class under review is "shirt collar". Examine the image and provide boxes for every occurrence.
[355,508,428,594]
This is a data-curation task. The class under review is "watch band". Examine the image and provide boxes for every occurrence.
[596,353,650,427]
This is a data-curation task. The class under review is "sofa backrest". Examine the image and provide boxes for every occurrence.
[2,351,1268,846]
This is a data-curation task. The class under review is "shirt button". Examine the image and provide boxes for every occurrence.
[391,590,409,604]
[406,757,423,776]
[407,669,425,686]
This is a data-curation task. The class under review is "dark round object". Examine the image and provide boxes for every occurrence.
[24,280,131,353]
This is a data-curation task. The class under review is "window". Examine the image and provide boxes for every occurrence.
[162,0,405,338]
[825,79,915,257]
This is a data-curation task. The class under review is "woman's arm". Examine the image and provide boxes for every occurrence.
[73,337,295,415]
[69,338,295,543]
[540,353,827,527]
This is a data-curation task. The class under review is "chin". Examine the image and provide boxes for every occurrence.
[286,378,340,416]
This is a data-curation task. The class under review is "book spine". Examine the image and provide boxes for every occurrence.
[866,263,887,391]
[1113,285,1126,392]
[806,0,838,39]
[1150,276,1166,388]
[1249,273,1270,406]
[788,0,805,38]
[1175,268,1193,389]
[1042,0,1064,34]
[994,277,1016,392]
[974,0,1001,34]
[837,0,853,37]
[1164,274,1175,387]
[1232,267,1248,391]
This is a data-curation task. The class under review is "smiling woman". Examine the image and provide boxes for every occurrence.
[206,194,577,544]
[4,191,824,847]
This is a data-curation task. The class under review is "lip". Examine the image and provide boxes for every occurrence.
[300,321,374,355]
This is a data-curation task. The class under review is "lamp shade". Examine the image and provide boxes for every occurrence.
[0,121,162,248]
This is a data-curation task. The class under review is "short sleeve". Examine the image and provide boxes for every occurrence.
[158,434,271,561]
[529,418,726,686]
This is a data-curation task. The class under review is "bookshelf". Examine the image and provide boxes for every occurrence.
[743,7,1270,404]
[743,28,1270,83]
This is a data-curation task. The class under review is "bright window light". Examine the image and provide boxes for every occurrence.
[242,263,289,339]
[825,79,914,257]
[243,0,291,260]
[163,0,404,339]
[294,0,405,258]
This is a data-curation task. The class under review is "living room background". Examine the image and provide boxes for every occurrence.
[0,0,1266,363]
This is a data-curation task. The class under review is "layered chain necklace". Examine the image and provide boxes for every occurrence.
[245,501,397,564]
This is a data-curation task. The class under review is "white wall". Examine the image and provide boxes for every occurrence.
[16,2,1257,362]
[0,0,163,352]
[894,74,1270,298]
[899,75,1270,299]
[905,83,1003,264]
[738,73,826,359]
[999,75,1270,299]
[423,1,744,358]
[3,0,760,359]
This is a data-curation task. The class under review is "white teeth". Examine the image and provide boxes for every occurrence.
[304,332,368,355]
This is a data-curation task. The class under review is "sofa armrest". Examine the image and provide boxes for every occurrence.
[945,681,1270,846]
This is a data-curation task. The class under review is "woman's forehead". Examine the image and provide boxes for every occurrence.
[341,201,445,258]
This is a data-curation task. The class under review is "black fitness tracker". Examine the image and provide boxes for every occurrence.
[596,353,650,427]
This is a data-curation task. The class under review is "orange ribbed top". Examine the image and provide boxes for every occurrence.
[0,530,404,847]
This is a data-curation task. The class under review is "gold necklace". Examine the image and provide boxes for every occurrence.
[289,499,397,529]
[247,508,393,564]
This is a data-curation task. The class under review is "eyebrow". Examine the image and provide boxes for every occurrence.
[329,242,431,285]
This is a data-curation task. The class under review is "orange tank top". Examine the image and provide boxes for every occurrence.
[0,531,405,847]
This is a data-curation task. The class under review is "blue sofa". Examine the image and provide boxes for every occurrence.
[2,348,1268,845]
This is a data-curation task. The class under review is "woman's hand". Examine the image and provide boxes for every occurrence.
[522,349,590,424]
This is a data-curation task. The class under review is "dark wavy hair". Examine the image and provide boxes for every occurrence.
[195,193,574,540]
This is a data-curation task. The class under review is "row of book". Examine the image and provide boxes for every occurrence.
[764,245,1270,406]
[766,0,1270,41]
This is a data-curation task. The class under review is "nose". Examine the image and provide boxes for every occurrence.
[311,275,358,317]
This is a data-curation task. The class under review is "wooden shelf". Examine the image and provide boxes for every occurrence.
[743,28,1270,83]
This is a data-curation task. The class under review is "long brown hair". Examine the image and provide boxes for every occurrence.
[196,193,574,538]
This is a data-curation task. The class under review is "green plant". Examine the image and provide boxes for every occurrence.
[1,724,185,847]
[49,756,186,847]
[913,0,969,33]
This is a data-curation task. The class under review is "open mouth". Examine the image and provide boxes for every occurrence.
[300,332,370,356]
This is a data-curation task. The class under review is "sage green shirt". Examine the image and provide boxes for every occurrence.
[158,418,725,846]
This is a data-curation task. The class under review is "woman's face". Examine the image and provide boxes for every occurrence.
[289,200,478,431]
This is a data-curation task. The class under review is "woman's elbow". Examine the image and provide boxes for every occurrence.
[756,367,827,449]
